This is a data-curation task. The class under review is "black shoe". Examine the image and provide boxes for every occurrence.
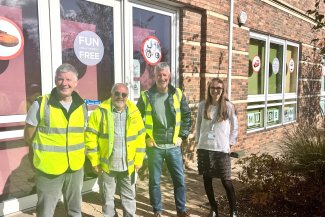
[154,212,161,217]
[230,210,238,217]
[208,210,218,217]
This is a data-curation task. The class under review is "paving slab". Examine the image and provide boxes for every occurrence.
[8,142,282,217]
[8,169,237,217]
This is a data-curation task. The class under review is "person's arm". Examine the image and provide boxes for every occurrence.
[136,92,146,118]
[136,91,156,147]
[195,102,204,144]
[178,92,191,140]
[24,123,37,146]
[133,109,147,171]
[24,100,40,146]
[229,103,239,146]
[85,109,101,174]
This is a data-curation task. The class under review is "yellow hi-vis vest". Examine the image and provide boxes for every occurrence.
[140,88,182,144]
[32,94,87,175]
[85,99,146,175]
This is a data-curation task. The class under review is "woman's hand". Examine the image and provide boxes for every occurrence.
[175,137,183,146]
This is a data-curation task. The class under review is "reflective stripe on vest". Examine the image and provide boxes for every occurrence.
[33,94,86,175]
[98,106,140,162]
[95,99,146,175]
[141,88,182,144]
[33,142,84,152]
[37,126,84,134]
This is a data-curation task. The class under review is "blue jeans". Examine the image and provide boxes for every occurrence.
[147,146,186,214]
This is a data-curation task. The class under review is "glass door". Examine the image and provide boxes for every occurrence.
[50,0,121,104]
[125,2,178,101]
[49,0,121,191]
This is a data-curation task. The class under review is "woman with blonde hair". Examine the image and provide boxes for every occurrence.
[195,78,239,217]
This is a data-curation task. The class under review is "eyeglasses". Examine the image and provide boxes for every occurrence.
[114,91,128,98]
[210,87,223,91]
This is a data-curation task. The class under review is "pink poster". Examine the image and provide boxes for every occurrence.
[61,20,98,100]
[0,6,26,115]
[133,26,157,90]
[133,26,155,52]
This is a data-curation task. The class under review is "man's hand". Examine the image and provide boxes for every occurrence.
[24,123,37,146]
[146,138,156,147]
[135,165,142,172]
[175,137,183,146]
[230,144,237,152]
[92,165,101,174]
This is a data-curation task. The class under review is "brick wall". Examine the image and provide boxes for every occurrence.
[174,0,323,154]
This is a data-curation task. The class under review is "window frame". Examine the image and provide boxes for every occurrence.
[247,32,299,132]
[125,0,179,101]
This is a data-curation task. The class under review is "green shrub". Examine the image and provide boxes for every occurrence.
[236,144,325,216]
[237,153,300,206]
[282,125,325,181]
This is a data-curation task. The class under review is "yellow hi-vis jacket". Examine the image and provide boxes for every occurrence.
[140,88,182,144]
[85,98,146,175]
[32,94,87,175]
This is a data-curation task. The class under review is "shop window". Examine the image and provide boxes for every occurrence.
[247,107,264,130]
[60,0,115,103]
[285,45,298,93]
[268,43,283,94]
[267,106,282,126]
[248,38,265,95]
[284,104,296,123]
[131,4,175,100]
[0,0,41,203]
[0,1,41,116]
[247,33,299,131]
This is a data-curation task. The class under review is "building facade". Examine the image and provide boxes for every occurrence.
[0,0,324,215]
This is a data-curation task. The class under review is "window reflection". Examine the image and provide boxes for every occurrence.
[0,0,41,116]
[285,45,298,93]
[284,104,296,122]
[0,0,40,202]
[247,34,299,130]
[269,43,283,94]
[132,7,171,98]
[267,106,282,126]
[60,0,114,103]
[248,38,265,95]
[247,108,264,130]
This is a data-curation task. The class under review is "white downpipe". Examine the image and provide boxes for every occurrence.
[228,0,234,100]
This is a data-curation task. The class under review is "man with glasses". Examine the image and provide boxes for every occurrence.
[85,83,146,217]
[137,62,191,217]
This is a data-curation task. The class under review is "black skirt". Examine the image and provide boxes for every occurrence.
[197,149,231,180]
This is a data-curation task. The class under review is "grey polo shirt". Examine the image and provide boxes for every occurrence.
[26,100,72,126]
